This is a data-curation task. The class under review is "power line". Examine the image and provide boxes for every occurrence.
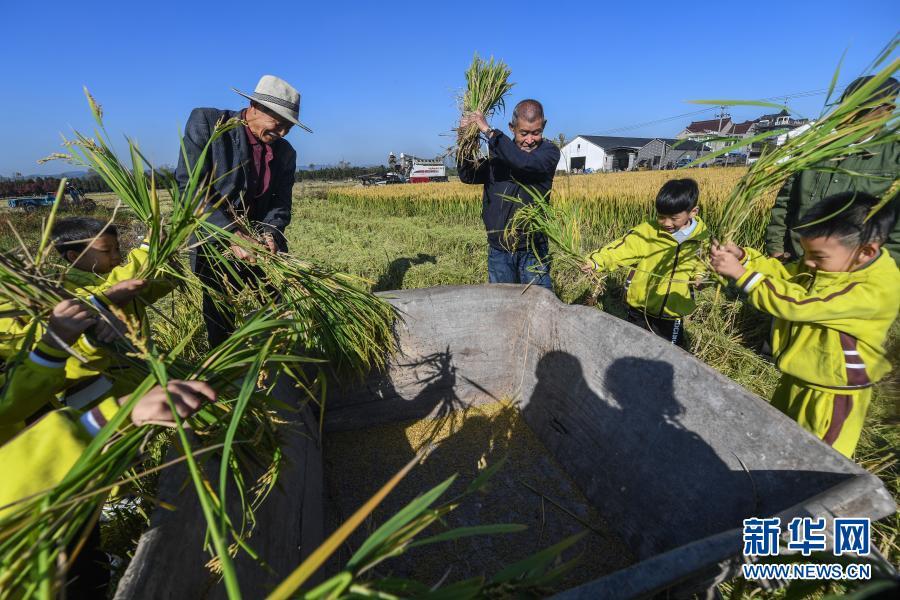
[594,85,848,135]
[598,107,719,134]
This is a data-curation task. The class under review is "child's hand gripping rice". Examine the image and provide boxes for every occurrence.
[46,217,177,407]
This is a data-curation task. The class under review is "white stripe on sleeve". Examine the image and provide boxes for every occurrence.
[742,272,764,293]
[79,411,103,436]
[28,351,66,369]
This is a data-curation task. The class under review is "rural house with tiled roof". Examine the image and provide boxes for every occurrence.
[678,116,734,137]
[676,116,734,152]
[556,136,710,172]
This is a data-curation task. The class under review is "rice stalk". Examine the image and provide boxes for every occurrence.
[43,87,243,284]
[195,219,399,377]
[455,54,514,165]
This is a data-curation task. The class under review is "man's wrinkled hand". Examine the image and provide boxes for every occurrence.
[230,231,261,264]
[262,233,278,254]
[460,111,490,133]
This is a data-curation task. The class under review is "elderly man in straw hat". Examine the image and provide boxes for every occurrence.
[175,74,312,347]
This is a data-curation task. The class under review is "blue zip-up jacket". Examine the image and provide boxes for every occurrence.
[458,132,560,251]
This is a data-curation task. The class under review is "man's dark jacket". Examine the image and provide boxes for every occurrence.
[458,132,560,251]
[175,108,297,242]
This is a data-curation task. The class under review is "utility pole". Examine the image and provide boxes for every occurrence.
[716,105,730,133]
[715,105,730,156]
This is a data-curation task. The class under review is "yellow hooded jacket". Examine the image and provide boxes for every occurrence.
[736,248,900,389]
[588,217,709,318]
[0,340,69,444]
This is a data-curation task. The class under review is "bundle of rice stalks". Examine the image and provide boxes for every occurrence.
[691,39,899,243]
[0,285,318,598]
[455,54,514,165]
[503,186,608,299]
[503,187,585,272]
[196,219,399,377]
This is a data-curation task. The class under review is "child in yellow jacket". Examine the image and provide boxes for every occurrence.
[52,217,173,402]
[0,298,107,443]
[0,378,214,597]
[0,379,215,518]
[0,217,170,358]
[50,216,173,324]
[582,178,708,348]
[711,191,900,457]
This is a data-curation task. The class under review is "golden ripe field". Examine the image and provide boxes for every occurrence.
[325,167,772,246]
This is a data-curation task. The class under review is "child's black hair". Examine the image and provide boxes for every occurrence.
[796,191,898,247]
[655,179,699,214]
[51,217,118,256]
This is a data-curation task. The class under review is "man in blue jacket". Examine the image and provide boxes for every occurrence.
[458,99,560,290]
[175,75,311,346]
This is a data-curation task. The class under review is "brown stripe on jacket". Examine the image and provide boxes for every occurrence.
[823,394,853,446]
[839,331,870,387]
[607,230,636,251]
[761,279,859,305]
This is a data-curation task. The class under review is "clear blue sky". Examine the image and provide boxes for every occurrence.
[1,0,897,175]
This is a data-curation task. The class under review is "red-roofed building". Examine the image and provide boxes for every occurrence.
[680,117,734,136]
[676,115,734,152]
[731,120,755,135]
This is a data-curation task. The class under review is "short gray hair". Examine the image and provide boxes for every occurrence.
[510,99,546,127]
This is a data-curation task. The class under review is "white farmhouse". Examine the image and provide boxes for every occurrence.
[556,136,657,173]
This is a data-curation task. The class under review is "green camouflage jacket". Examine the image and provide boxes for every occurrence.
[765,141,899,264]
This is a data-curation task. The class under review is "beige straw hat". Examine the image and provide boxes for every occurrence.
[233,75,312,133]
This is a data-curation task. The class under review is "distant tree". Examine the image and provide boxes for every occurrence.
[294,164,388,182]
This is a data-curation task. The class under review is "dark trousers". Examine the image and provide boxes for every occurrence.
[625,306,687,349]
[487,239,553,291]
[67,523,108,598]
[191,235,284,349]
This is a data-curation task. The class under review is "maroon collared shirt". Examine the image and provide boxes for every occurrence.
[242,115,274,199]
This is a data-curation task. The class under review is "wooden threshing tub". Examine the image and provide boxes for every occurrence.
[116,285,896,599]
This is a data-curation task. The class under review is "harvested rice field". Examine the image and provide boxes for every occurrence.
[322,400,634,590]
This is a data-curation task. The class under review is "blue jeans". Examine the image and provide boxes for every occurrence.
[487,242,553,290]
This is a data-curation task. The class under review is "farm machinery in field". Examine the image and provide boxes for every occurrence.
[5,182,97,212]
[359,153,448,186]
